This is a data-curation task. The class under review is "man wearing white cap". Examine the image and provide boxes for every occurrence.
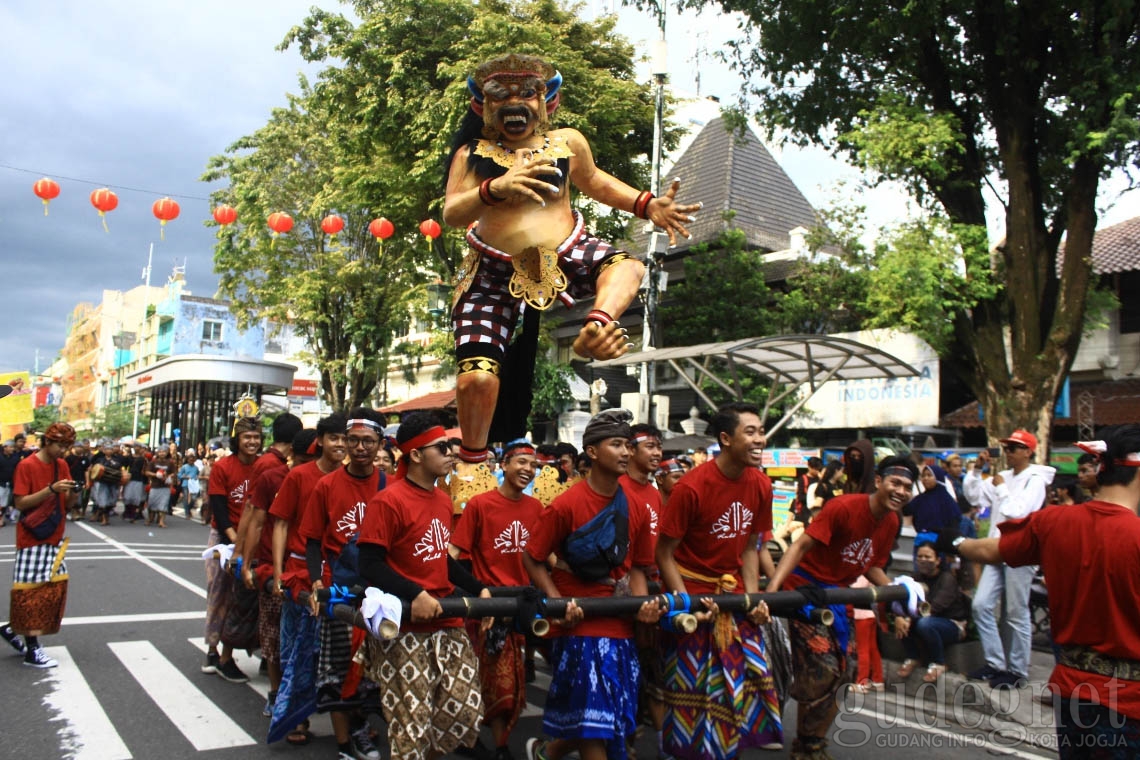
[963,429,1055,689]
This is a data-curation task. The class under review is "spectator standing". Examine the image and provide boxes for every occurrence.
[0,440,20,527]
[178,451,201,518]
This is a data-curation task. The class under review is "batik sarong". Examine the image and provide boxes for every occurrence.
[663,614,783,759]
[543,635,640,760]
[467,620,526,737]
[10,540,69,635]
[258,588,283,667]
[362,627,483,760]
[788,616,851,742]
[204,528,232,648]
[268,599,320,743]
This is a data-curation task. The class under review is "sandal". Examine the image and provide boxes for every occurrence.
[897,659,920,678]
[285,720,313,746]
[848,681,873,694]
[923,663,946,683]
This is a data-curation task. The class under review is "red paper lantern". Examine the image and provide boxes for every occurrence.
[212,204,238,226]
[321,214,345,236]
[90,188,119,232]
[369,218,395,239]
[33,177,60,216]
[152,197,181,240]
[267,211,294,247]
[419,219,441,240]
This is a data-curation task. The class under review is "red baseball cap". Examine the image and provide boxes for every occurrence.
[1000,430,1037,452]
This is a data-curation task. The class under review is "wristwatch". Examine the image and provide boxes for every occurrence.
[952,536,967,550]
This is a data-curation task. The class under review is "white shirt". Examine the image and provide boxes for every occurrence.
[964,464,1055,538]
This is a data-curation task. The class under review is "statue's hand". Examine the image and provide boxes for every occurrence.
[572,320,630,361]
[647,178,701,246]
[491,150,562,206]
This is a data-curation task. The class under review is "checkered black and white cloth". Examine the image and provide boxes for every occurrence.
[13,542,67,585]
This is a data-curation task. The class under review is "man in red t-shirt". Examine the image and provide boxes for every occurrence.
[943,425,1140,757]
[654,458,684,508]
[355,411,490,760]
[203,416,262,683]
[450,439,543,757]
[267,413,346,747]
[656,403,781,759]
[5,423,77,668]
[299,408,383,760]
[523,409,661,760]
[768,455,918,759]
[234,412,301,582]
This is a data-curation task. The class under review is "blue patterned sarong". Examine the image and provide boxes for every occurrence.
[543,636,640,759]
[267,599,320,743]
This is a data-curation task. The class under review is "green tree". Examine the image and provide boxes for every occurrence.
[203,84,422,411]
[702,0,1140,448]
[31,404,60,434]
[75,402,146,441]
[660,221,773,346]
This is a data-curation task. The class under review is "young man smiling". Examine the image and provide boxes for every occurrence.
[768,455,919,760]
[656,402,781,760]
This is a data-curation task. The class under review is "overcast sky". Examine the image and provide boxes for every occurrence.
[2,0,1136,379]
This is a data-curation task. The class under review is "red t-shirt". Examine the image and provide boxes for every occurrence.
[248,465,288,569]
[658,460,773,594]
[792,494,898,588]
[358,478,459,632]
[299,466,379,579]
[619,473,662,539]
[207,454,258,532]
[252,448,288,485]
[1000,501,1140,720]
[13,454,69,550]
[525,479,655,639]
[269,461,337,562]
[450,488,543,587]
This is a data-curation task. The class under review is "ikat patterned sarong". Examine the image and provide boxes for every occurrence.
[267,600,320,744]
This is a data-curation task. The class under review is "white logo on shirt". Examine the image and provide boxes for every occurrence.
[711,501,753,540]
[230,480,248,504]
[646,504,659,535]
[492,520,530,554]
[335,502,367,536]
[414,518,449,562]
[840,538,873,567]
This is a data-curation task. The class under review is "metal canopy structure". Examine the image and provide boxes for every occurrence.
[592,334,922,436]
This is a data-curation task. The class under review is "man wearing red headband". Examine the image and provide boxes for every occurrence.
[654,458,685,507]
[300,408,384,760]
[4,422,77,668]
[355,411,491,760]
[941,425,1140,757]
[443,53,701,467]
[657,403,781,759]
[450,439,543,760]
[268,413,347,748]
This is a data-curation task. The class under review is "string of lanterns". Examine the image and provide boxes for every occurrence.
[32,177,440,246]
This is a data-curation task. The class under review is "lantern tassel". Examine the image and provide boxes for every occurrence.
[160,220,166,241]
[99,211,109,233]
[271,232,277,250]
[42,199,50,217]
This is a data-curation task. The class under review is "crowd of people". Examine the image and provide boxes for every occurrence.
[3,409,1138,760]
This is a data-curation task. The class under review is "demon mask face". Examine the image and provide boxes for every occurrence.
[468,53,563,140]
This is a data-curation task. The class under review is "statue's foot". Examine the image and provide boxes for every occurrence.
[572,321,631,361]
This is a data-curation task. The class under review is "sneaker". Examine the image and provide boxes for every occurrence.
[201,651,220,674]
[1,625,26,655]
[24,646,58,669]
[525,738,547,760]
[337,751,355,760]
[263,690,277,718]
[350,726,381,760]
[967,664,1001,681]
[990,671,1028,690]
[215,657,249,683]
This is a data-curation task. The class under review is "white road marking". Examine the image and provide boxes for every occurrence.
[39,646,132,760]
[109,640,256,750]
[64,611,204,626]
[74,521,207,598]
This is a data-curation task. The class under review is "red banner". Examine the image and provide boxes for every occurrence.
[289,379,318,398]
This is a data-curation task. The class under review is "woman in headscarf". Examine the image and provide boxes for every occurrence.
[905,465,961,537]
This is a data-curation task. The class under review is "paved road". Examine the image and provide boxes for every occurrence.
[0,512,1057,759]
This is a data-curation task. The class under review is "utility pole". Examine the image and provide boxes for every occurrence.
[132,243,153,440]
[640,4,668,406]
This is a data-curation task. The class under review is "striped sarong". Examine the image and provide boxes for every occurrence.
[663,615,783,759]
[362,627,483,760]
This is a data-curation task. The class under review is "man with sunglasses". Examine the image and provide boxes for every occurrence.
[963,429,1055,690]
[301,407,385,760]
